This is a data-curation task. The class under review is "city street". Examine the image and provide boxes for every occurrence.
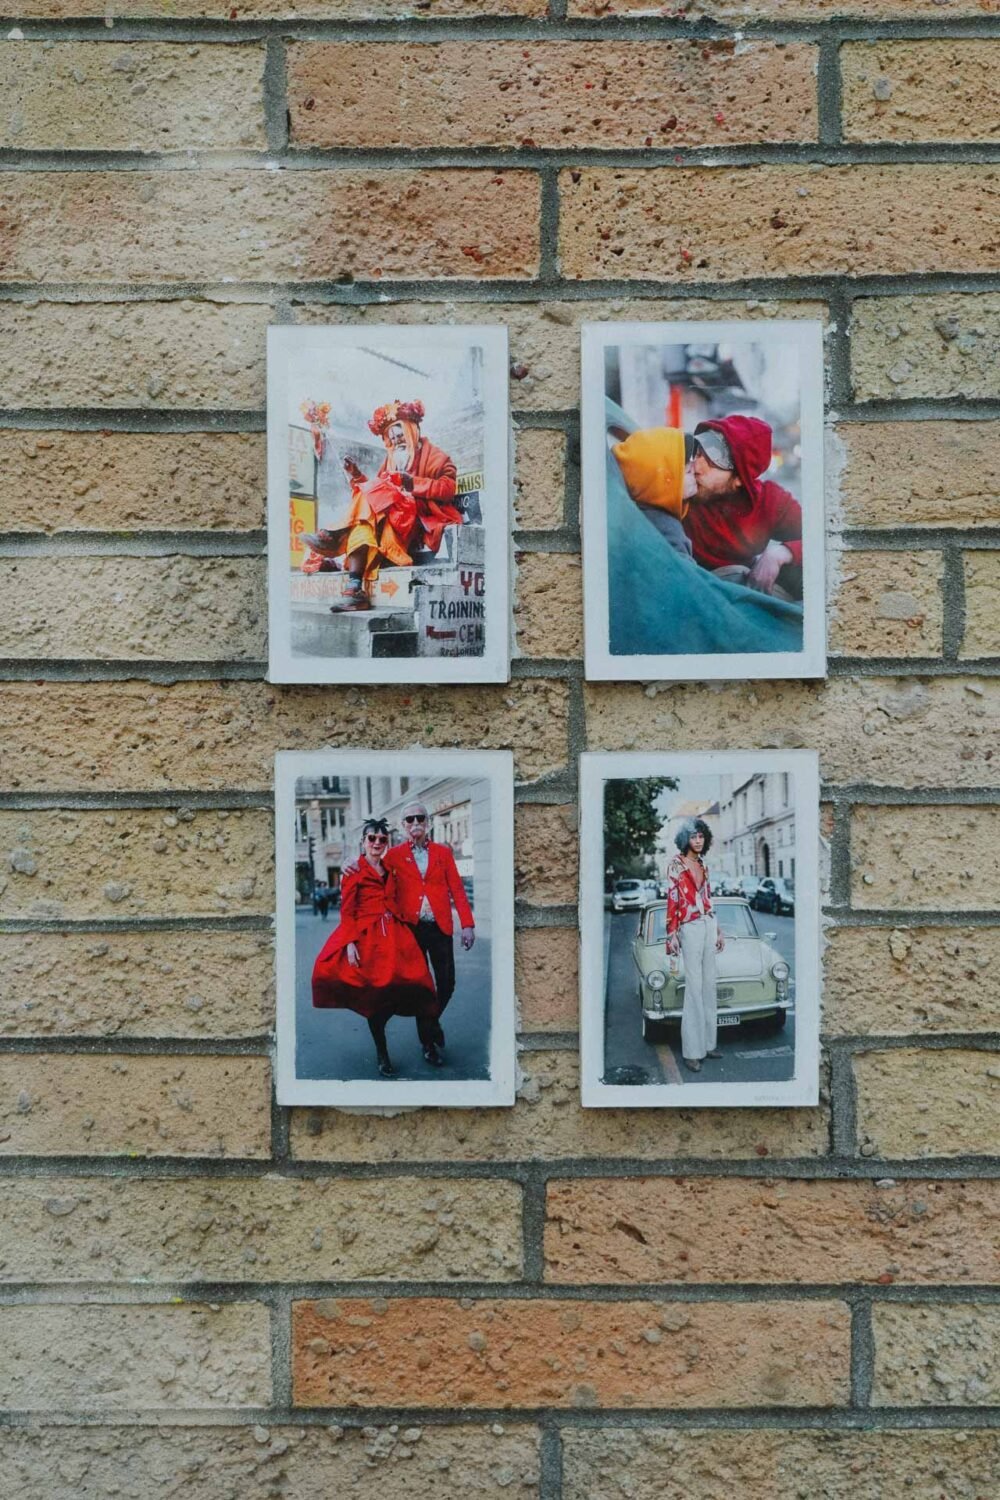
[295,907,491,1083]
[603,907,796,1088]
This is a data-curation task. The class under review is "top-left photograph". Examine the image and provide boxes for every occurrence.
[267,324,510,684]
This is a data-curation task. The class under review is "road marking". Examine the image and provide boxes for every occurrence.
[655,1042,684,1087]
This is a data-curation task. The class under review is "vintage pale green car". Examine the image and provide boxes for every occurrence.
[631,897,791,1042]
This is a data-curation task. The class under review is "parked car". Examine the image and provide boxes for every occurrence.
[611,878,647,913]
[631,897,791,1042]
[753,877,795,916]
[734,875,763,903]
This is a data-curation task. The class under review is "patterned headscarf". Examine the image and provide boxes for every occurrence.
[369,400,424,472]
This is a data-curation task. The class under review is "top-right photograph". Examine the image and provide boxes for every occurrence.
[581,319,826,683]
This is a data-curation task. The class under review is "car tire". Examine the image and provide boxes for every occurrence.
[642,1014,668,1044]
[764,1008,788,1031]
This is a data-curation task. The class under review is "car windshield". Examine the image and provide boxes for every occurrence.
[645,903,758,943]
[615,880,641,892]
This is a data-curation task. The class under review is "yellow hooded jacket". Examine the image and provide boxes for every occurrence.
[612,427,688,520]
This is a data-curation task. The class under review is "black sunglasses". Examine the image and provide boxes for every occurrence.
[403,814,427,824]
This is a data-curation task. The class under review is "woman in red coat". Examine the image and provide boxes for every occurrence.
[311,819,439,1078]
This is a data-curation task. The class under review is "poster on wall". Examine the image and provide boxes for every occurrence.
[274,749,516,1108]
[267,325,510,684]
[579,751,820,1109]
[581,319,826,682]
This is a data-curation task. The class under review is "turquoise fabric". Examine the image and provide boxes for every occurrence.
[605,397,804,657]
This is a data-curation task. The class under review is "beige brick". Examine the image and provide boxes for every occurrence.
[290,1048,829,1162]
[0,42,266,151]
[856,1048,1000,1159]
[0,300,273,410]
[293,1296,850,1409]
[0,930,273,1039]
[0,171,539,284]
[0,1424,543,1500]
[561,1428,1000,1500]
[0,1054,271,1158]
[0,1302,270,1410]
[544,1178,1000,1285]
[569,0,996,14]
[843,42,1000,144]
[515,553,583,660]
[839,422,1000,530]
[831,552,943,659]
[295,298,827,414]
[0,808,273,920]
[583,676,1000,790]
[0,679,569,790]
[17,0,546,13]
[560,166,1000,282]
[515,927,578,1032]
[0,430,266,534]
[288,41,817,149]
[963,551,1000,658]
[0,555,265,662]
[515,804,578,906]
[873,1304,1000,1407]
[513,429,565,530]
[824,926,1000,1036]
[0,1175,522,1282]
[852,295,1000,403]
[851,805,1000,912]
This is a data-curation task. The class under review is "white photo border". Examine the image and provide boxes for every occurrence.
[581,319,827,683]
[579,750,821,1109]
[274,748,516,1108]
[267,324,511,685]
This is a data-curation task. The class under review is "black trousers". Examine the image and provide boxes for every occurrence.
[411,920,456,1012]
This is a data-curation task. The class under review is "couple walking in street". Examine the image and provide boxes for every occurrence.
[310,799,475,1078]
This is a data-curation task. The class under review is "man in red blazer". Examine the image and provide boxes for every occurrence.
[383,800,475,1065]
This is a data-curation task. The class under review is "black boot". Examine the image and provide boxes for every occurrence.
[422,1042,445,1068]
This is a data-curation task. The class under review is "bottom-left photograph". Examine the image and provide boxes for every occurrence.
[274,748,515,1107]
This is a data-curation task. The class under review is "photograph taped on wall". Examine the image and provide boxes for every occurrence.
[579,751,820,1109]
[267,325,510,684]
[275,749,515,1108]
[581,320,826,682]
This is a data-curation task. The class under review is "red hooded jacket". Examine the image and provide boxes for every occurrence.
[683,415,803,571]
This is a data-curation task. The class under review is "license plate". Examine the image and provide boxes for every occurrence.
[717,987,735,1000]
[717,1012,741,1027]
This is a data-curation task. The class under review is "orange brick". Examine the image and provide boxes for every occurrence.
[544,1178,1000,1285]
[292,1297,850,1409]
[288,41,817,149]
[515,804,578,906]
[839,422,1000,530]
[843,41,1000,145]
[560,166,1000,282]
[830,552,943,660]
[515,928,578,1032]
[515,553,583,661]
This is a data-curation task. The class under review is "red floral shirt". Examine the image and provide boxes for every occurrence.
[665,854,714,939]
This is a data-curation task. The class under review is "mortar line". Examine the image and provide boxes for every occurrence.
[816,36,843,149]
[539,167,561,284]
[828,1041,860,1160]
[850,1296,876,1409]
[539,1426,564,1500]
[521,1166,549,1285]
[941,544,967,661]
[262,36,289,156]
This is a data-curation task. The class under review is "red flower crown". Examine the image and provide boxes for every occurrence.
[368,399,425,437]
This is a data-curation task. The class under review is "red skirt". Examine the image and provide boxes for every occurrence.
[312,912,439,1019]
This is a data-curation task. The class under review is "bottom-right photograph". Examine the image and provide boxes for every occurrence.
[579,750,820,1109]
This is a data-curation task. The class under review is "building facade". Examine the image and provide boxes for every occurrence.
[718,771,797,885]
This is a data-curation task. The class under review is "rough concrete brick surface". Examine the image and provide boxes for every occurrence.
[0,929,274,1038]
[544,1178,1000,1285]
[0,1302,272,1410]
[568,0,997,13]
[0,1176,523,1282]
[851,294,1000,402]
[823,926,1000,1036]
[16,0,546,13]
[293,1297,851,1409]
[288,41,817,149]
[559,166,1000,282]
[0,807,273,919]
[514,803,579,905]
[515,927,578,1032]
[842,41,1000,144]
[290,1049,829,1162]
[830,552,943,659]
[560,1428,1000,1500]
[0,430,266,533]
[962,551,1000,658]
[0,1424,543,1500]
[0,1054,272,1158]
[855,1048,1000,1159]
[0,42,267,151]
[839,422,1000,529]
[872,1304,1000,1406]
[0,555,266,662]
[0,679,569,790]
[850,805,1000,911]
[513,429,566,530]
[0,172,540,284]
[515,552,584,660]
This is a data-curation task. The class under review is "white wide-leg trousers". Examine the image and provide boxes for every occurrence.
[679,915,718,1063]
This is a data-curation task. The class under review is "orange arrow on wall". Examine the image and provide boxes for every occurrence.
[381,579,399,598]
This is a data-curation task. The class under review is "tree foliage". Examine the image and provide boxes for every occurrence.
[603,777,677,881]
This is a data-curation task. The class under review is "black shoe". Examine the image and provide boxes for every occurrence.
[433,1022,445,1047]
[422,1044,445,1068]
[682,1057,702,1073]
[706,1049,723,1060]
[376,1053,395,1078]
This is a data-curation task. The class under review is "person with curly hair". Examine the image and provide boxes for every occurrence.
[665,818,726,1073]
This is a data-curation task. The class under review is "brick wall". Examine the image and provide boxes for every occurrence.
[1,2,999,1495]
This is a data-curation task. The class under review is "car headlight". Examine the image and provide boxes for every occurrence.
[647,970,666,990]
[771,961,790,981]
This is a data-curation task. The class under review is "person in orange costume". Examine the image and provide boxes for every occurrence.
[301,399,462,613]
